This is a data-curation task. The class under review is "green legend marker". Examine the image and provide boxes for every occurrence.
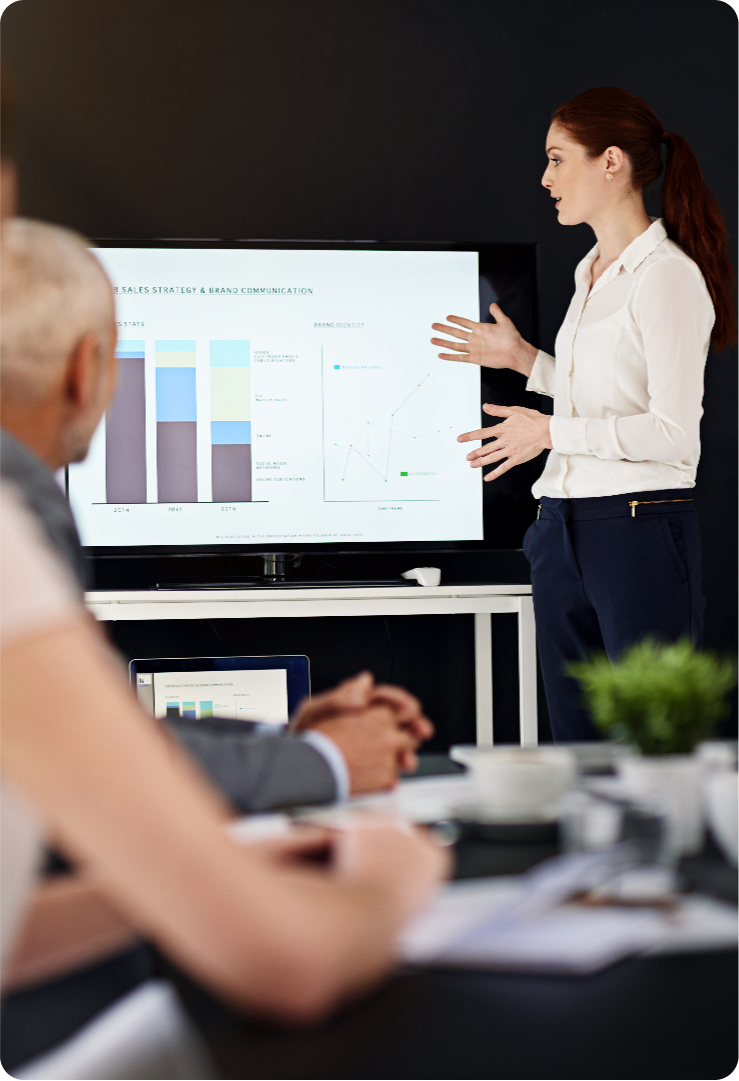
[400,472,408,476]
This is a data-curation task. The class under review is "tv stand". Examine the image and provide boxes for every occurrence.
[261,552,299,582]
[156,552,410,590]
[157,579,408,590]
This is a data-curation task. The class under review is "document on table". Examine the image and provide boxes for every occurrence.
[400,877,738,976]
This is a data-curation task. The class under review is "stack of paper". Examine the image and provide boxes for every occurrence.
[400,875,737,975]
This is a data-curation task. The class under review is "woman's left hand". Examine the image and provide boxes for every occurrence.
[458,404,553,481]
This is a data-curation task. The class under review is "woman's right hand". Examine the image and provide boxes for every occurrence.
[431,302,537,377]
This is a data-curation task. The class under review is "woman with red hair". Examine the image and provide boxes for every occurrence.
[432,87,736,742]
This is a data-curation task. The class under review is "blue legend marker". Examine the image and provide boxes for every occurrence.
[334,365,340,369]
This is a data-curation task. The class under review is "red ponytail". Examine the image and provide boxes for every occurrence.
[552,88,736,352]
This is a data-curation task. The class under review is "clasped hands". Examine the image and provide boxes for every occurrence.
[290,672,433,795]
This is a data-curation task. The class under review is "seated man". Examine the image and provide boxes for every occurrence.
[0,217,433,812]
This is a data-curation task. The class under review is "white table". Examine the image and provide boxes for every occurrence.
[86,584,537,746]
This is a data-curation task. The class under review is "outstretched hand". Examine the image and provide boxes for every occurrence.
[458,404,552,482]
[431,303,537,377]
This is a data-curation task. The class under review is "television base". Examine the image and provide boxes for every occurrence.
[155,578,408,590]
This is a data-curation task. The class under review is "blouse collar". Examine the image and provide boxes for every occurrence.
[578,218,668,296]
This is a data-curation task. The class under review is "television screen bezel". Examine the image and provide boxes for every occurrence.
[77,238,539,562]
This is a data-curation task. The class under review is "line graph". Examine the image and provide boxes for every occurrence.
[322,350,455,502]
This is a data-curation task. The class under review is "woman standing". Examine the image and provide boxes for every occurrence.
[432,87,735,742]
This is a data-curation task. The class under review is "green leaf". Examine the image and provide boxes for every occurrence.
[567,638,736,755]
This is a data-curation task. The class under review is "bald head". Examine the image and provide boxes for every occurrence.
[1,219,117,468]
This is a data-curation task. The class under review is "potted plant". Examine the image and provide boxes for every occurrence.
[569,639,736,855]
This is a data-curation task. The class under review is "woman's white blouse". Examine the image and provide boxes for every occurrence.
[527,218,715,499]
[0,482,79,975]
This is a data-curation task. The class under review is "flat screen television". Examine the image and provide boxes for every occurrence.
[69,240,543,588]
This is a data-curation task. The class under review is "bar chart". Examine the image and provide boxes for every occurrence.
[165,700,214,720]
[210,340,252,502]
[105,341,146,503]
[156,340,198,503]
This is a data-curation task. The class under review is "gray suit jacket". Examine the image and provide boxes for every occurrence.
[0,431,338,812]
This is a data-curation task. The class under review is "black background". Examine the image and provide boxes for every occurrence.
[3,0,736,746]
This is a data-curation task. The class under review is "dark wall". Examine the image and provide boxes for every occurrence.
[3,0,736,741]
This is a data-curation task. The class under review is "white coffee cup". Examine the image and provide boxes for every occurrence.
[450,745,576,821]
[705,771,738,866]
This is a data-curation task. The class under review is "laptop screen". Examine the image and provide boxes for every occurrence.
[131,655,310,725]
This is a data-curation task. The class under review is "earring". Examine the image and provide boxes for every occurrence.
[606,172,614,181]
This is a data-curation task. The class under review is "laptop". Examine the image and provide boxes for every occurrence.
[129,655,310,726]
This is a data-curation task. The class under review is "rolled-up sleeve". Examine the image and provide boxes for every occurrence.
[553,260,714,463]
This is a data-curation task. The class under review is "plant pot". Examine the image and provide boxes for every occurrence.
[616,753,704,856]
[705,771,738,866]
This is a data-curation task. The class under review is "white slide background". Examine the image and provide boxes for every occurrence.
[69,247,482,546]
[152,669,289,724]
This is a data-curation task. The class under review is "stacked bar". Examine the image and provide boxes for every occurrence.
[210,340,252,502]
[106,340,146,503]
[156,340,197,503]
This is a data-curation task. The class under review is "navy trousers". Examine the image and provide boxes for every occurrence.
[523,489,705,743]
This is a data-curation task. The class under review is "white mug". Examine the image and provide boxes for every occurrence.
[705,771,738,866]
[451,746,576,821]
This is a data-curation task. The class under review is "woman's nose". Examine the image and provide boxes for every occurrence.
[541,172,551,189]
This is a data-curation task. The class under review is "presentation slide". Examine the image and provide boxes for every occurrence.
[68,247,483,546]
[141,669,289,725]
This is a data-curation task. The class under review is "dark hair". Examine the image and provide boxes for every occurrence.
[552,87,736,352]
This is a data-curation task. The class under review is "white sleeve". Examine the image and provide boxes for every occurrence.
[550,260,714,462]
[526,350,556,398]
[0,483,80,647]
[298,730,350,802]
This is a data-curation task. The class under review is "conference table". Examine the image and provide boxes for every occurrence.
[171,823,738,1080]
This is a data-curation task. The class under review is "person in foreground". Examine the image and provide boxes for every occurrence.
[0,218,433,812]
[432,86,736,742]
[0,483,447,1023]
[0,216,446,1059]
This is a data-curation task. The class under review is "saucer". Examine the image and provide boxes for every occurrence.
[452,802,560,826]
[458,818,560,844]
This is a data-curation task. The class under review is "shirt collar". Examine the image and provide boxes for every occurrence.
[576,218,668,295]
[620,218,668,273]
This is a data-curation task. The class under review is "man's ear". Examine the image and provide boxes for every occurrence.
[62,332,102,411]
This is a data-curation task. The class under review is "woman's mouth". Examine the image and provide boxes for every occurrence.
[554,197,562,208]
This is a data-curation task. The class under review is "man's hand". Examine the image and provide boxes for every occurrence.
[310,705,422,794]
[290,673,434,794]
[431,303,538,377]
[458,404,552,482]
